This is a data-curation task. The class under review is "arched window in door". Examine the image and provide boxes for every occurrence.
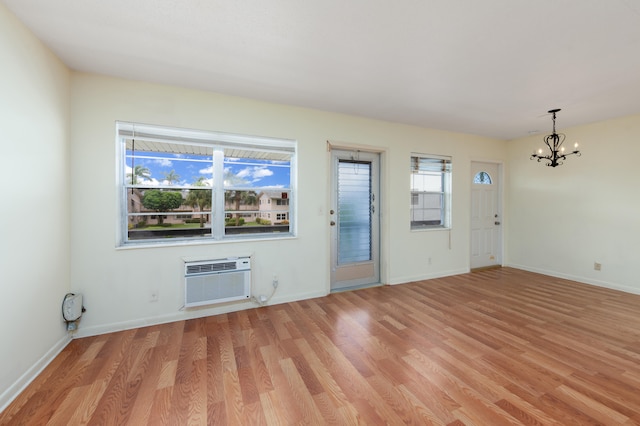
[473,171,492,184]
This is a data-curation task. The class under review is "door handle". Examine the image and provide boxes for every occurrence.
[330,221,336,226]
[495,221,501,225]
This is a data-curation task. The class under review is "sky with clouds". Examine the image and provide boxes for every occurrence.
[126,151,290,189]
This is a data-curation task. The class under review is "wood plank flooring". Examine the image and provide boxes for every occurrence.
[3,267,640,425]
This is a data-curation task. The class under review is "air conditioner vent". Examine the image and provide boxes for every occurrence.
[186,261,237,276]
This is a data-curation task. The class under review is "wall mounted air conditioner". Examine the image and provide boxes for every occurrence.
[184,257,251,308]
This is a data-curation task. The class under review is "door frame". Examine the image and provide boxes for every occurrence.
[469,160,504,270]
[327,143,386,292]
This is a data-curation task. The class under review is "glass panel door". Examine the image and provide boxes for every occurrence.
[330,149,379,291]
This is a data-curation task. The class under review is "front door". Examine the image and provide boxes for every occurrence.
[330,149,380,291]
[470,161,502,269]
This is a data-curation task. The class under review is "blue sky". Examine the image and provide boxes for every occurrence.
[126,151,290,189]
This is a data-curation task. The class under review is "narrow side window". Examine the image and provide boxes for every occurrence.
[410,154,452,230]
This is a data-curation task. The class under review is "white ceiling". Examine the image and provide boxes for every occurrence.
[4,0,640,139]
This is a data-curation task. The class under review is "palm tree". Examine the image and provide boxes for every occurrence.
[225,190,258,226]
[127,165,151,185]
[126,165,152,227]
[184,177,212,227]
[162,170,180,185]
[222,169,258,226]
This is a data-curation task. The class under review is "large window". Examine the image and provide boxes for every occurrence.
[117,122,296,246]
[410,154,452,230]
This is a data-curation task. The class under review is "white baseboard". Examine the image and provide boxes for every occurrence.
[0,334,71,414]
[505,263,640,296]
[74,289,328,339]
[388,267,469,286]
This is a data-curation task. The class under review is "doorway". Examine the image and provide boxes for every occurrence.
[470,161,502,270]
[330,149,380,291]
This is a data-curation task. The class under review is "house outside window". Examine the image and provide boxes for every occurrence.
[256,191,290,224]
[410,154,452,230]
[117,122,296,246]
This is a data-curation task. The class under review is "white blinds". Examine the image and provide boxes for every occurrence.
[411,155,452,173]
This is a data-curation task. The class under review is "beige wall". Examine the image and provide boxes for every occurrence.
[69,73,506,337]
[0,3,71,409]
[506,113,640,293]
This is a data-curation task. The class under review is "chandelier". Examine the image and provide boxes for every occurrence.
[530,109,580,167]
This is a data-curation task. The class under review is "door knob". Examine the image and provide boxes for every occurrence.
[495,221,501,225]
[330,221,336,226]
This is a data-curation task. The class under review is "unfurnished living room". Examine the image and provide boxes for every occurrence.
[2,1,640,425]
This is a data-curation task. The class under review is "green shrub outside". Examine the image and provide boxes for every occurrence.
[225,217,245,226]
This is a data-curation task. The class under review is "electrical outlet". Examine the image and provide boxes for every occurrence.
[594,262,602,271]
[150,290,159,302]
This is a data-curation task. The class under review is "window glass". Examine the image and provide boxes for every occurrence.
[337,160,372,264]
[117,122,296,245]
[473,171,492,184]
[410,154,452,230]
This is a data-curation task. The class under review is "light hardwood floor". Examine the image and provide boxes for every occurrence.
[3,267,640,425]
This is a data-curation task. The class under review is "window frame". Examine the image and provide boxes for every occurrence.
[116,122,297,247]
[409,153,452,230]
